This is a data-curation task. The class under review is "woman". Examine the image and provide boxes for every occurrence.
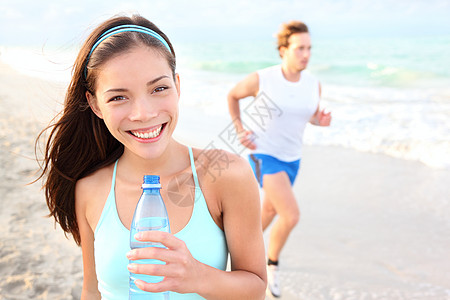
[37,14,266,299]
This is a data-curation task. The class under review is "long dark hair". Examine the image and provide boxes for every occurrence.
[35,14,176,245]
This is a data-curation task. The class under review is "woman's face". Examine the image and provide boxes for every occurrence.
[88,46,180,160]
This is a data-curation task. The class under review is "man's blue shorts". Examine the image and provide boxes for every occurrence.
[248,154,301,187]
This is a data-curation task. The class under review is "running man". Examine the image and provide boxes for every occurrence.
[227,20,331,298]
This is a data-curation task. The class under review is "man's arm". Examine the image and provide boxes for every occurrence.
[310,82,331,126]
[227,72,260,149]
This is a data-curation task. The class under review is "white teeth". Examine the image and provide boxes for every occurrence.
[131,126,162,139]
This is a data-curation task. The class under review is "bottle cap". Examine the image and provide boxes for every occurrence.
[142,175,161,188]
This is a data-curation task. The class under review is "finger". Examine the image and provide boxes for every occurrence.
[128,246,187,268]
[139,260,188,278]
[242,139,257,150]
[128,260,167,277]
[320,113,331,121]
[237,130,252,139]
[127,245,173,262]
[134,231,174,246]
[247,142,257,150]
[135,231,185,250]
[128,251,191,278]
[134,279,171,293]
[136,276,188,294]
[135,276,193,294]
[244,132,257,148]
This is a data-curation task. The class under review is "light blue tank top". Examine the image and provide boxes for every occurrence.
[94,147,228,299]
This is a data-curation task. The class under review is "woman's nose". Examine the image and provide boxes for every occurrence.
[129,97,158,122]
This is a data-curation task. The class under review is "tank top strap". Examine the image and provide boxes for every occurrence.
[94,159,119,237]
[188,147,200,189]
[112,160,119,186]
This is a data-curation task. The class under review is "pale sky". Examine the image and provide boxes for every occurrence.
[1,0,449,45]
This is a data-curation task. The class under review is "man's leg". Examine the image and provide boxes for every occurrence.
[262,171,300,262]
[262,171,299,298]
[261,193,277,231]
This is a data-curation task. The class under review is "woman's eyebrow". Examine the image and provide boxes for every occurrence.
[103,75,170,95]
[147,75,170,86]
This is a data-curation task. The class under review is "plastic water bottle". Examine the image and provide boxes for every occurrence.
[129,175,170,300]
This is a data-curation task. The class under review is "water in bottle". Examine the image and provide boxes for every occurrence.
[129,175,170,300]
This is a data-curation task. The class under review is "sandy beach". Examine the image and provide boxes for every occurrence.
[0,63,82,299]
[1,62,450,300]
[274,146,450,299]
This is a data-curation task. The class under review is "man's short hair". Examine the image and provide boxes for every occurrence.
[276,21,309,50]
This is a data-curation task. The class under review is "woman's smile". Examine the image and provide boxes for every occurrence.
[128,123,167,141]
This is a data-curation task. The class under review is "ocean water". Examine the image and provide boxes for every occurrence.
[176,36,450,170]
[1,35,449,169]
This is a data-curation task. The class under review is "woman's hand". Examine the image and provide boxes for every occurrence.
[126,231,204,294]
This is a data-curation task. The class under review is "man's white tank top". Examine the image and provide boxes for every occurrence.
[249,65,320,161]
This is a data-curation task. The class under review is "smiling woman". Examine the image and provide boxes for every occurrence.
[86,47,180,160]
[35,14,266,300]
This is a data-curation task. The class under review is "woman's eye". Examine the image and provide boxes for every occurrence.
[153,86,168,93]
[109,95,126,102]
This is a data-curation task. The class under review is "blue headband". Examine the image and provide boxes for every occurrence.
[84,24,171,78]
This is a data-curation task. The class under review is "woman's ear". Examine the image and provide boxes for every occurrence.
[86,91,103,119]
[175,73,181,99]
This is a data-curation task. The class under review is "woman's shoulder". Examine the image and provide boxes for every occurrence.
[75,162,116,205]
[192,147,260,218]
[193,147,256,187]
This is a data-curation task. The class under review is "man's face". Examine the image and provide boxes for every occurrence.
[280,32,311,72]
